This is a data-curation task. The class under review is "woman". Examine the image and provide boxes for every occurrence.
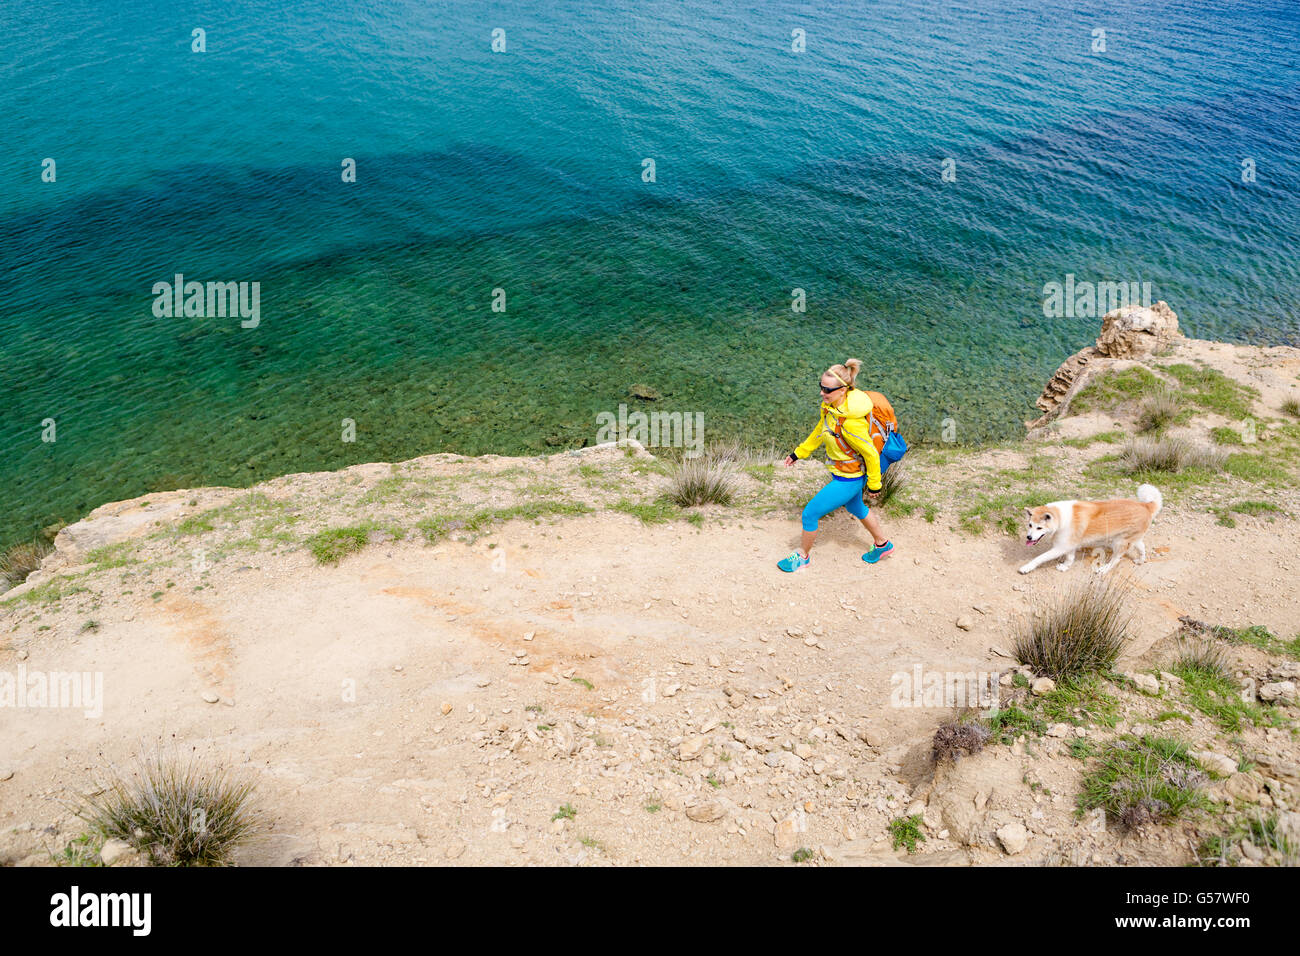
[778,358,893,571]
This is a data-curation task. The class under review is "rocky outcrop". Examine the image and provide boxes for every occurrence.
[1028,301,1181,430]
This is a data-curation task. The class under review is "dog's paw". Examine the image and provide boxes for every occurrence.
[1057,562,1071,572]
[1018,565,1032,575]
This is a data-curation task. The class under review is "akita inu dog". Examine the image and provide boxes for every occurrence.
[1019,484,1162,575]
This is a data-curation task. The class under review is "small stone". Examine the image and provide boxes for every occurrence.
[0,769,13,782]
[445,843,466,859]
[16,649,28,661]
[1030,678,1056,696]
[201,690,220,704]
[678,736,708,761]
[686,802,726,823]
[1046,723,1069,738]
[1133,673,1161,696]
[440,702,452,715]
[955,616,974,631]
[1191,749,1238,778]
[996,823,1030,855]
[523,631,535,641]
[1259,681,1296,704]
[774,814,801,849]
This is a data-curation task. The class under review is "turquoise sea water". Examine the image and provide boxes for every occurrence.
[2,0,1298,549]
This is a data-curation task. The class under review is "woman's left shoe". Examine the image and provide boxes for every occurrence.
[777,551,811,573]
[862,541,894,564]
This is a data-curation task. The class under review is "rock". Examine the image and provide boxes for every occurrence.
[0,769,12,782]
[1030,678,1056,696]
[1027,302,1180,428]
[1095,301,1181,359]
[996,823,1030,856]
[628,383,661,401]
[200,690,220,704]
[99,839,135,866]
[1259,681,1296,704]
[1159,671,1184,690]
[1276,812,1300,853]
[1132,673,1161,696]
[440,702,453,714]
[686,802,726,823]
[445,843,466,859]
[1191,750,1238,778]
[1225,774,1261,802]
[955,616,974,631]
[860,729,885,747]
[677,736,708,761]
[774,813,801,849]
[794,743,813,760]
[1046,723,1069,738]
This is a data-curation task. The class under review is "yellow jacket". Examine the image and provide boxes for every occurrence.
[791,388,883,492]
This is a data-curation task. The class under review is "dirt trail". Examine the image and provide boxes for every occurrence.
[2,497,1297,866]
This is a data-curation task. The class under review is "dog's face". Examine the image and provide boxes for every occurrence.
[1024,505,1058,546]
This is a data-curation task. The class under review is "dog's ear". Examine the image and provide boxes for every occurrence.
[1024,508,1033,517]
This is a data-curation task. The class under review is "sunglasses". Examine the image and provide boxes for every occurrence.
[819,382,846,393]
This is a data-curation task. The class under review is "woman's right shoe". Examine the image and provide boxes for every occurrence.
[862,541,894,564]
[777,551,811,573]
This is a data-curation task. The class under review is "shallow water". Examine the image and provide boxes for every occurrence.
[2,0,1297,548]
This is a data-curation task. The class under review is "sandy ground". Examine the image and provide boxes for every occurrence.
[1,336,1298,867]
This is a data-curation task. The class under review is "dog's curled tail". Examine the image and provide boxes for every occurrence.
[1137,483,1163,516]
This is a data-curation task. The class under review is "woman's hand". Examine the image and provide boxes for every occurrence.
[783,454,796,467]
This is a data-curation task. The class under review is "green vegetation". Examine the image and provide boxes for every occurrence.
[551,803,577,821]
[889,815,925,854]
[52,832,105,867]
[1035,675,1120,728]
[1,576,88,607]
[1160,363,1257,420]
[1071,367,1165,414]
[306,525,376,565]
[1223,453,1291,485]
[569,676,594,690]
[1078,735,1208,831]
[791,847,815,863]
[1068,738,1097,761]
[983,702,1046,744]
[1060,430,1125,449]
[612,497,682,525]
[87,541,140,572]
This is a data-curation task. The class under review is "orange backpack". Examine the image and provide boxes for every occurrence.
[862,391,900,454]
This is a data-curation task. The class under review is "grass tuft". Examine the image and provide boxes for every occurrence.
[1120,436,1225,475]
[666,458,738,508]
[1013,577,1130,680]
[1078,735,1208,831]
[76,753,260,866]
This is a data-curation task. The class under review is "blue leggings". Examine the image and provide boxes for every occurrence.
[801,476,868,532]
